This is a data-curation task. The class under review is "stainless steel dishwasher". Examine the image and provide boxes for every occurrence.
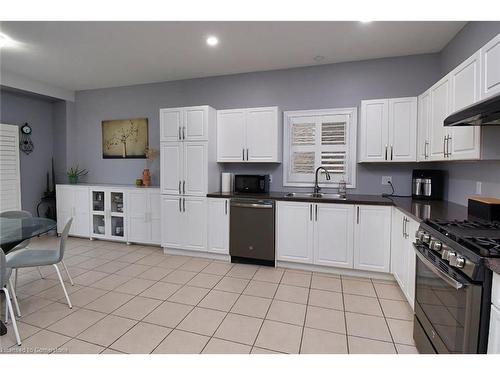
[230,198,275,266]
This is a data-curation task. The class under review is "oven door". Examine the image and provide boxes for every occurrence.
[413,244,483,354]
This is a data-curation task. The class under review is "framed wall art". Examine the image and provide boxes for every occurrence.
[102,118,148,159]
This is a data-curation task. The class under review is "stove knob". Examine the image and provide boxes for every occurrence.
[449,255,465,268]
[415,230,424,240]
[429,239,443,252]
[442,249,455,261]
[421,233,431,244]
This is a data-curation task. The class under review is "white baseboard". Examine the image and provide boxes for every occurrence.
[163,247,230,262]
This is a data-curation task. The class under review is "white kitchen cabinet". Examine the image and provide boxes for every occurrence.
[160,142,207,196]
[448,52,481,160]
[56,185,90,237]
[276,201,314,264]
[90,188,127,242]
[127,189,161,245]
[417,90,431,161]
[313,203,355,268]
[207,198,229,255]
[217,106,280,163]
[161,196,207,252]
[480,33,500,100]
[492,272,500,308]
[160,105,213,142]
[354,205,392,273]
[488,304,500,354]
[391,208,418,309]
[277,201,355,270]
[359,97,417,162]
[428,75,451,161]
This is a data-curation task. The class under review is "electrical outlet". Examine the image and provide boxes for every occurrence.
[476,181,482,195]
[382,176,392,186]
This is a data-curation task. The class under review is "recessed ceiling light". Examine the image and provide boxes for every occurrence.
[206,36,219,47]
[359,20,372,24]
[0,33,16,49]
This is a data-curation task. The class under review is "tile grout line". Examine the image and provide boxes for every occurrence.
[371,278,398,353]
[298,271,312,354]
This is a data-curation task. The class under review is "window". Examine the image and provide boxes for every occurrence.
[283,108,357,188]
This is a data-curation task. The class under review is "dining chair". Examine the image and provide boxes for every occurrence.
[6,218,74,313]
[1,248,21,346]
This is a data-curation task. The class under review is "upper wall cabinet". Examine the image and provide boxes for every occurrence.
[480,33,500,99]
[160,105,214,142]
[359,97,417,162]
[217,106,281,163]
[428,74,451,161]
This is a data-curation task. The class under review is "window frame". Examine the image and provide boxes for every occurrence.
[282,107,357,189]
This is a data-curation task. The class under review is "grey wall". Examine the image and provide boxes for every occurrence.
[0,89,58,214]
[72,53,442,194]
[437,21,500,205]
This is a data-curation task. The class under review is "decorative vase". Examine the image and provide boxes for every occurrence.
[68,175,78,184]
[142,169,151,187]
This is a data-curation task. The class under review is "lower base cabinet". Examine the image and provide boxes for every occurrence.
[207,198,229,255]
[353,205,392,273]
[161,195,207,252]
[127,189,161,245]
[56,185,90,237]
[391,208,418,309]
[488,305,500,353]
[276,201,390,273]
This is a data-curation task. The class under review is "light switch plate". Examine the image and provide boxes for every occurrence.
[476,181,482,195]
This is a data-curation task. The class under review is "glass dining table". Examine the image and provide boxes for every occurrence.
[0,216,57,336]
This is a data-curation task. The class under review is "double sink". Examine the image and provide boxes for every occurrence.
[283,192,347,200]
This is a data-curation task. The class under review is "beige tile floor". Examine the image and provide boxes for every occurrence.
[0,235,418,354]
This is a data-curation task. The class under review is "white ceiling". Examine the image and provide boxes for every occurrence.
[0,21,466,91]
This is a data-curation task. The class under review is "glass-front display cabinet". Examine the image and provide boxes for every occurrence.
[90,188,126,241]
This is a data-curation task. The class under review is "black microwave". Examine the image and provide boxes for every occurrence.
[234,174,270,194]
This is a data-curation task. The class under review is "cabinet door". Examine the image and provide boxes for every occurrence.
[246,107,279,162]
[127,190,149,243]
[108,190,125,241]
[161,195,183,248]
[417,90,431,161]
[150,191,161,245]
[160,142,183,195]
[314,203,354,268]
[182,197,207,252]
[354,205,392,272]
[481,33,500,100]
[276,201,314,264]
[406,218,419,310]
[217,110,246,162]
[160,108,183,142]
[388,97,417,162]
[360,99,389,162]
[207,198,229,254]
[184,106,208,141]
[391,209,406,290]
[449,52,481,160]
[183,142,207,196]
[429,76,451,161]
[488,305,500,354]
[72,187,90,237]
[56,186,72,234]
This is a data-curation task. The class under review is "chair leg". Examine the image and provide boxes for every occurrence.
[14,268,18,291]
[37,267,44,279]
[4,295,8,324]
[61,261,74,286]
[53,264,72,309]
[2,287,21,346]
[8,279,21,318]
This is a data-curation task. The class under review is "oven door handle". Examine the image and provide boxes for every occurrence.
[414,245,464,290]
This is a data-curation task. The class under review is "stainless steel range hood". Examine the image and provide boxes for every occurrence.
[444,93,500,126]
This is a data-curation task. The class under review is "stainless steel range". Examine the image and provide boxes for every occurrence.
[413,219,499,354]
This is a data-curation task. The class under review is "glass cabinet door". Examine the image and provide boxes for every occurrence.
[110,192,124,214]
[109,191,125,239]
[92,214,106,236]
[92,191,105,212]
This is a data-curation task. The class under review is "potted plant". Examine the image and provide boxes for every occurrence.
[67,165,88,184]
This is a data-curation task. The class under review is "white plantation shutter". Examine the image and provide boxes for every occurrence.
[0,124,21,212]
[284,110,356,187]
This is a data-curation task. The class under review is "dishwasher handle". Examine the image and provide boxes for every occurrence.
[230,201,274,209]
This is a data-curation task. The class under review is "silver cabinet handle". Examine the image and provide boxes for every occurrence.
[182,126,186,140]
[424,141,429,159]
[179,197,182,212]
[178,127,181,140]
[443,136,446,156]
[225,200,228,215]
[178,181,181,194]
[356,206,360,224]
[385,145,388,160]
[183,197,186,212]
[402,217,405,237]
[446,135,452,157]
[246,148,249,161]
[390,145,393,160]
[315,204,318,221]
[309,204,312,221]
[242,148,245,161]
[183,180,185,194]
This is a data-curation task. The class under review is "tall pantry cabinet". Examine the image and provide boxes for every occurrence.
[159,106,220,255]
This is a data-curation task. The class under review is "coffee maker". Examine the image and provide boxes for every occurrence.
[412,169,445,200]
